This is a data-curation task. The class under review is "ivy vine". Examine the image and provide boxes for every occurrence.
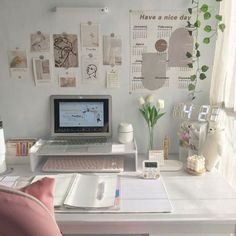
[186,0,225,99]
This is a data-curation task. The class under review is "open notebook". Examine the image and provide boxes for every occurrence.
[32,174,118,209]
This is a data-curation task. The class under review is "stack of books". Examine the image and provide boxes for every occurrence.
[32,173,120,211]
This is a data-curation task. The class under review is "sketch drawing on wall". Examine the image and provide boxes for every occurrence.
[86,64,97,80]
[81,23,100,53]
[53,34,78,68]
[103,35,122,65]
[31,33,50,52]
[8,49,28,79]
[59,75,76,88]
[32,57,51,85]
[82,55,100,84]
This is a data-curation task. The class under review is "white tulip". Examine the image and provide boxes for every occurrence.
[138,96,145,106]
[146,95,154,103]
[157,99,165,109]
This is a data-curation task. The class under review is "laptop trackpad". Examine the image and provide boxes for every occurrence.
[39,145,67,154]
[66,146,88,153]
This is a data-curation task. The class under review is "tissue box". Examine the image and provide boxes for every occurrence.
[187,155,205,173]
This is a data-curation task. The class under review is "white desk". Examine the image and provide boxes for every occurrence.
[4,164,236,236]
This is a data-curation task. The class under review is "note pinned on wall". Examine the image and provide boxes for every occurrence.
[106,69,120,88]
[8,49,28,79]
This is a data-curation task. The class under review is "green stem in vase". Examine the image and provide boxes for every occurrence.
[148,125,154,150]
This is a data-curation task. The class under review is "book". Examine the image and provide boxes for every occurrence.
[32,174,119,209]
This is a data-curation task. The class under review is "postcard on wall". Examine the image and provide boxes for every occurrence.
[32,57,51,85]
[31,33,50,52]
[8,49,28,79]
[81,23,100,53]
[53,34,78,68]
[106,68,120,88]
[81,55,100,84]
[58,72,77,88]
[103,35,122,65]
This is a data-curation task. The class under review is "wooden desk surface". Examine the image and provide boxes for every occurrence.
[4,164,236,236]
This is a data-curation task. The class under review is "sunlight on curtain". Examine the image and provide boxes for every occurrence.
[210,0,236,189]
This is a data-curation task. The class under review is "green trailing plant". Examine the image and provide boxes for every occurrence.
[186,0,225,99]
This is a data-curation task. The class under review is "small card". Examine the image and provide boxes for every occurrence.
[149,150,164,166]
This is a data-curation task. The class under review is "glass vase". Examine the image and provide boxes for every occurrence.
[148,126,154,151]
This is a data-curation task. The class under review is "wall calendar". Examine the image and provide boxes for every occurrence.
[129,10,194,93]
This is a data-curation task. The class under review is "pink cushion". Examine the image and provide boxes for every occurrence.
[0,185,62,236]
[20,177,55,215]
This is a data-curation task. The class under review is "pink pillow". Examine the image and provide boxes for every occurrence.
[0,185,62,236]
[20,177,55,216]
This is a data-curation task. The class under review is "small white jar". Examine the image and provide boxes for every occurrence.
[118,123,133,144]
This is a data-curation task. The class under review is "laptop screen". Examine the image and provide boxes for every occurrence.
[50,95,112,137]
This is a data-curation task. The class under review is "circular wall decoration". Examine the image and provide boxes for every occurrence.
[155,39,168,52]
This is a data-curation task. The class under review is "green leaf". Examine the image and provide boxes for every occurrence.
[190,75,197,81]
[215,14,222,21]
[200,73,207,80]
[188,8,192,14]
[204,25,212,32]
[219,23,226,32]
[186,52,192,58]
[200,4,208,12]
[203,37,210,44]
[204,12,211,20]
[195,42,199,49]
[187,63,193,68]
[201,65,209,72]
[194,20,201,28]
[216,0,223,1]
[196,50,200,58]
[188,84,195,91]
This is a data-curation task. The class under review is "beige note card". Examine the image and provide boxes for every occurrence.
[106,69,120,88]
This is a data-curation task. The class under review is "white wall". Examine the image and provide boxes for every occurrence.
[0,0,217,153]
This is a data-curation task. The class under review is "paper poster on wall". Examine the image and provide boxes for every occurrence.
[81,23,100,53]
[106,68,120,88]
[129,10,194,92]
[32,57,51,85]
[31,32,50,52]
[58,72,77,88]
[8,49,28,79]
[103,35,122,65]
[81,55,100,84]
[53,34,78,68]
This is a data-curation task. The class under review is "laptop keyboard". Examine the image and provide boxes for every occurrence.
[42,156,124,173]
[38,137,112,154]
[48,137,108,145]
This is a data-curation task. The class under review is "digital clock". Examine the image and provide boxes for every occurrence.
[142,160,160,179]
[172,103,221,122]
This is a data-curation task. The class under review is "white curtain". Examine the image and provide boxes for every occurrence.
[210,0,236,189]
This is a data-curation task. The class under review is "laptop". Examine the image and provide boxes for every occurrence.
[38,95,112,155]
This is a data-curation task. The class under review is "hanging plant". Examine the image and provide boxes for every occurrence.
[186,0,225,99]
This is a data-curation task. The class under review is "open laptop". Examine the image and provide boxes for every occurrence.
[38,95,112,155]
